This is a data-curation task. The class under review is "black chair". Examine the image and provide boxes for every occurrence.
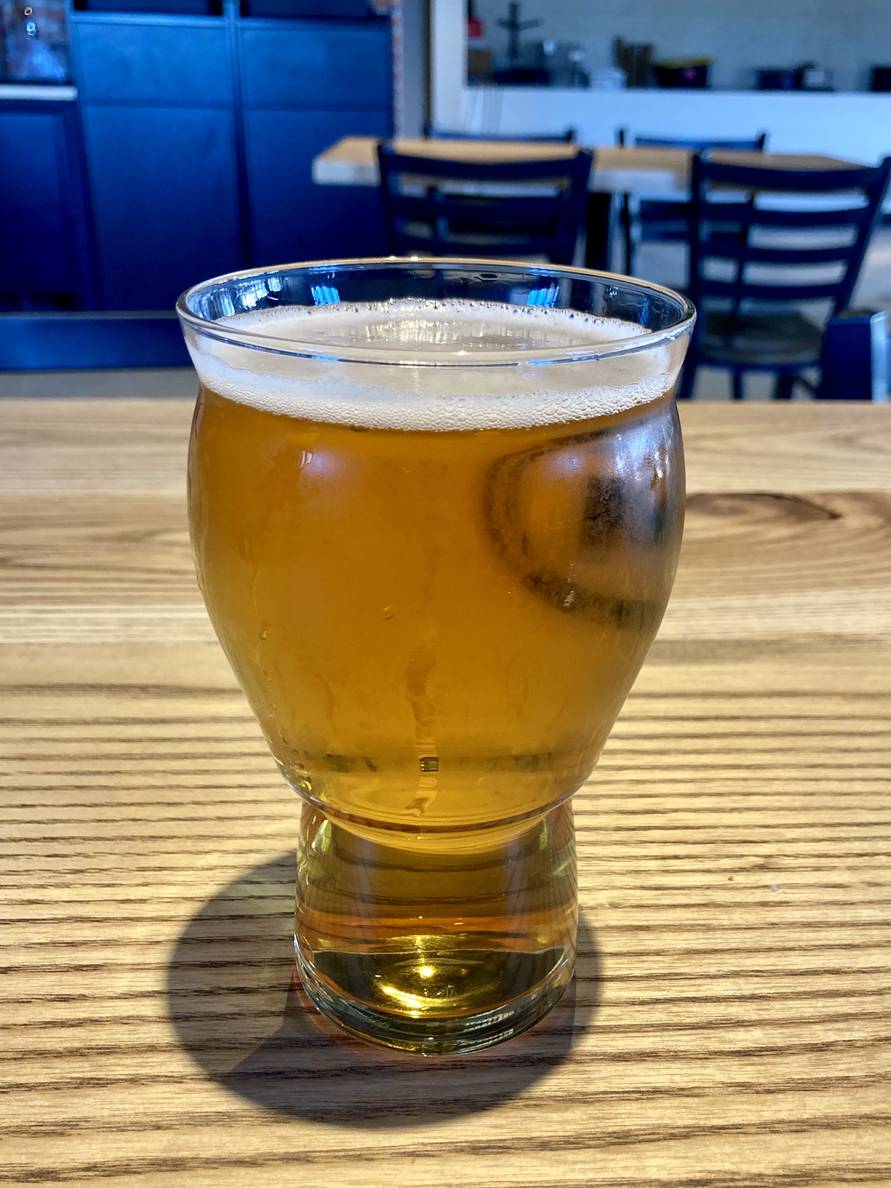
[377,143,593,265]
[679,153,891,400]
[423,125,577,143]
[616,129,768,275]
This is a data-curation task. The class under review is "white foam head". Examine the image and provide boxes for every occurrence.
[185,299,685,431]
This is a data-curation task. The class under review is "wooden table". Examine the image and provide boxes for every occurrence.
[312,137,858,270]
[2,398,890,1186]
[312,136,855,198]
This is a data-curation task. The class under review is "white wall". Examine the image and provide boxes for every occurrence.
[455,86,891,167]
[475,0,891,92]
[394,0,428,135]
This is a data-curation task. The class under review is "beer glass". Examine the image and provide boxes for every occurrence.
[178,259,694,1054]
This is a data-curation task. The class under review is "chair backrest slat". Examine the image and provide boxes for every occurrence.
[393,192,565,226]
[618,129,768,152]
[379,151,585,182]
[689,153,891,316]
[616,130,768,266]
[377,143,593,266]
[699,239,860,266]
[424,125,577,144]
[695,201,872,229]
[698,278,853,302]
[700,158,885,193]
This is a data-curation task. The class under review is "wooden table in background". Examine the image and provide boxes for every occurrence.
[312,137,856,197]
[312,137,859,270]
[2,399,890,1186]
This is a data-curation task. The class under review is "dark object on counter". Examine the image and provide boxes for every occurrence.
[492,66,550,86]
[679,153,891,401]
[4,1,68,80]
[757,67,798,90]
[467,0,484,40]
[796,62,833,90]
[616,129,768,276]
[424,125,576,142]
[653,58,711,89]
[870,65,891,92]
[818,310,889,400]
[377,143,593,265]
[467,46,493,83]
[756,62,833,92]
[536,40,590,88]
[613,38,652,88]
[497,1,541,66]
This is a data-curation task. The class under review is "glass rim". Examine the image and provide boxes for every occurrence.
[176,256,696,369]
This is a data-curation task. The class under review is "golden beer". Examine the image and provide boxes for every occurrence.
[181,263,693,1052]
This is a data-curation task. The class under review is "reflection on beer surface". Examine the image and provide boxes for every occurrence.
[186,299,684,1045]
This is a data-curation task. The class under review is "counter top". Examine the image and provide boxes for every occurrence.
[2,398,890,1185]
[0,83,77,100]
[470,83,891,99]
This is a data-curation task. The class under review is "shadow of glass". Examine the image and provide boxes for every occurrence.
[167,851,601,1128]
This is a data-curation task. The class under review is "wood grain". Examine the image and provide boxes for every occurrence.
[1,398,890,1187]
[312,135,858,197]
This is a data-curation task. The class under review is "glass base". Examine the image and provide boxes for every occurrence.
[294,936,574,1055]
[293,800,578,1054]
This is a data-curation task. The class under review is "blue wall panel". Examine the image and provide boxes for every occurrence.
[241,21,391,109]
[0,102,92,307]
[2,10,394,335]
[81,104,242,309]
[244,107,389,264]
[75,21,232,105]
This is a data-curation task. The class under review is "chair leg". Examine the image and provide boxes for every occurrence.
[732,369,745,400]
[621,198,636,276]
[584,193,615,271]
[773,373,796,400]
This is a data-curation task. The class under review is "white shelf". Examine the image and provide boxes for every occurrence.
[0,84,78,101]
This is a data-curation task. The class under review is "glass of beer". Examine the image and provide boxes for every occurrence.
[178,259,694,1054]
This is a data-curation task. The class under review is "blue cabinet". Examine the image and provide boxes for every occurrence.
[75,21,232,104]
[244,107,389,264]
[81,103,242,308]
[240,21,391,109]
[72,17,243,309]
[2,8,394,319]
[0,100,93,308]
[240,19,392,265]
